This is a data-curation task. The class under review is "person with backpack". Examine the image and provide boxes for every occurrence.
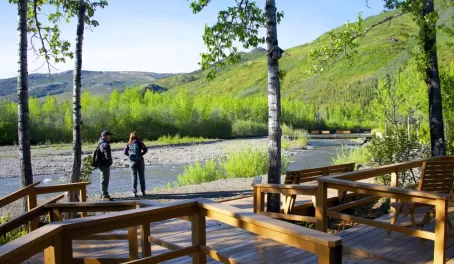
[93,130,114,201]
[124,131,148,198]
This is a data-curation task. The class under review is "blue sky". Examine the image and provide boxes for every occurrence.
[0,0,385,79]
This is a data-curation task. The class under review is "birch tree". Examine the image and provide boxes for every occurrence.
[16,0,33,213]
[190,0,284,212]
[69,0,107,203]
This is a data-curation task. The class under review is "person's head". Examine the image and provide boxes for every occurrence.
[128,131,139,144]
[101,130,113,142]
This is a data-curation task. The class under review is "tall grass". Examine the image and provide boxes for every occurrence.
[220,148,268,178]
[157,134,205,144]
[176,159,222,186]
[332,146,369,166]
[176,148,290,186]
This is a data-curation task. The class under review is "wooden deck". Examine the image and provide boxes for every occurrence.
[20,193,389,264]
[19,184,454,264]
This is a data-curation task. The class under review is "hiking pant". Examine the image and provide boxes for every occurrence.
[99,165,110,196]
[130,159,145,194]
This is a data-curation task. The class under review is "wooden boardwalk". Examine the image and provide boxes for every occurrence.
[21,194,454,264]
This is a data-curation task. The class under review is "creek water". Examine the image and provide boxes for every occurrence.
[0,139,360,198]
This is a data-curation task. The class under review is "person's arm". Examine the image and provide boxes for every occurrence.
[124,144,129,156]
[141,142,148,155]
[101,143,113,166]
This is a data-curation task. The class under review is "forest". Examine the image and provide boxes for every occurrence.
[1,58,454,149]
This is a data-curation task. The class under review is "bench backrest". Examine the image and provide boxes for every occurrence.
[285,163,356,184]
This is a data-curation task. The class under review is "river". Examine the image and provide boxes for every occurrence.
[0,139,359,197]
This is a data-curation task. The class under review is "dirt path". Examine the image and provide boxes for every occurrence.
[0,138,269,179]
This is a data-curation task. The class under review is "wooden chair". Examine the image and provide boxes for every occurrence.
[389,160,454,249]
[282,163,356,214]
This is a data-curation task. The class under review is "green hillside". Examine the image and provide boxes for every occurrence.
[0,70,173,100]
[153,7,454,104]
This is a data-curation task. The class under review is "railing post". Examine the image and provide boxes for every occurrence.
[79,187,87,217]
[317,245,342,264]
[128,226,139,260]
[315,181,327,232]
[27,186,38,232]
[434,199,447,264]
[192,211,206,264]
[140,223,151,258]
[44,232,73,264]
[390,169,399,215]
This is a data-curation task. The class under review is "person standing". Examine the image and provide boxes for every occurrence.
[124,131,148,198]
[98,130,113,201]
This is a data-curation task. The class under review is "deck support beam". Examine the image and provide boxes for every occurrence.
[191,211,206,264]
[434,199,448,264]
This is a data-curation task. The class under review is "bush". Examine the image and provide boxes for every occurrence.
[157,134,205,144]
[80,155,94,183]
[176,148,290,186]
[365,130,429,186]
[332,146,368,166]
[0,214,28,245]
[232,120,268,137]
[220,148,269,178]
[177,159,223,186]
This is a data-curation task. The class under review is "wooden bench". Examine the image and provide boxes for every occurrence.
[310,130,320,135]
[253,163,356,221]
[282,163,356,214]
[322,130,330,134]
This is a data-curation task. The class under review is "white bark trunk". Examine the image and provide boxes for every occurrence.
[265,0,283,213]
[17,0,33,213]
[69,0,86,204]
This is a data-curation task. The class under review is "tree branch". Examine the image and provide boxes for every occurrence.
[360,12,404,37]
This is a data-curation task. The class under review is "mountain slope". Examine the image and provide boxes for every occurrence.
[0,70,174,100]
[152,6,454,103]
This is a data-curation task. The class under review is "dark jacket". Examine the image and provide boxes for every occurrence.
[124,139,148,160]
[98,138,113,166]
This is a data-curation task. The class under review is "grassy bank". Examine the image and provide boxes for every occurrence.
[176,148,290,186]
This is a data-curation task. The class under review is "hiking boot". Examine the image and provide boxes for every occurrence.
[141,191,146,197]
[133,193,138,198]
[101,195,113,201]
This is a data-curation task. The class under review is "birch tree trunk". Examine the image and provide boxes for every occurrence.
[69,0,86,204]
[265,0,284,213]
[17,0,33,213]
[421,0,445,156]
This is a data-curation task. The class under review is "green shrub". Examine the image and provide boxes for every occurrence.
[332,146,369,166]
[282,137,308,150]
[365,130,429,186]
[232,120,268,137]
[157,134,205,144]
[177,159,223,186]
[80,155,94,183]
[220,148,269,178]
[0,214,28,245]
[176,148,290,186]
[220,148,289,178]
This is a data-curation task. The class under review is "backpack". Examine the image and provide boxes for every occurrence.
[129,141,142,162]
[91,143,102,168]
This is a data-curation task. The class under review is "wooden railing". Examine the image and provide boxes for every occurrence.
[316,155,454,264]
[0,181,90,234]
[0,199,343,264]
